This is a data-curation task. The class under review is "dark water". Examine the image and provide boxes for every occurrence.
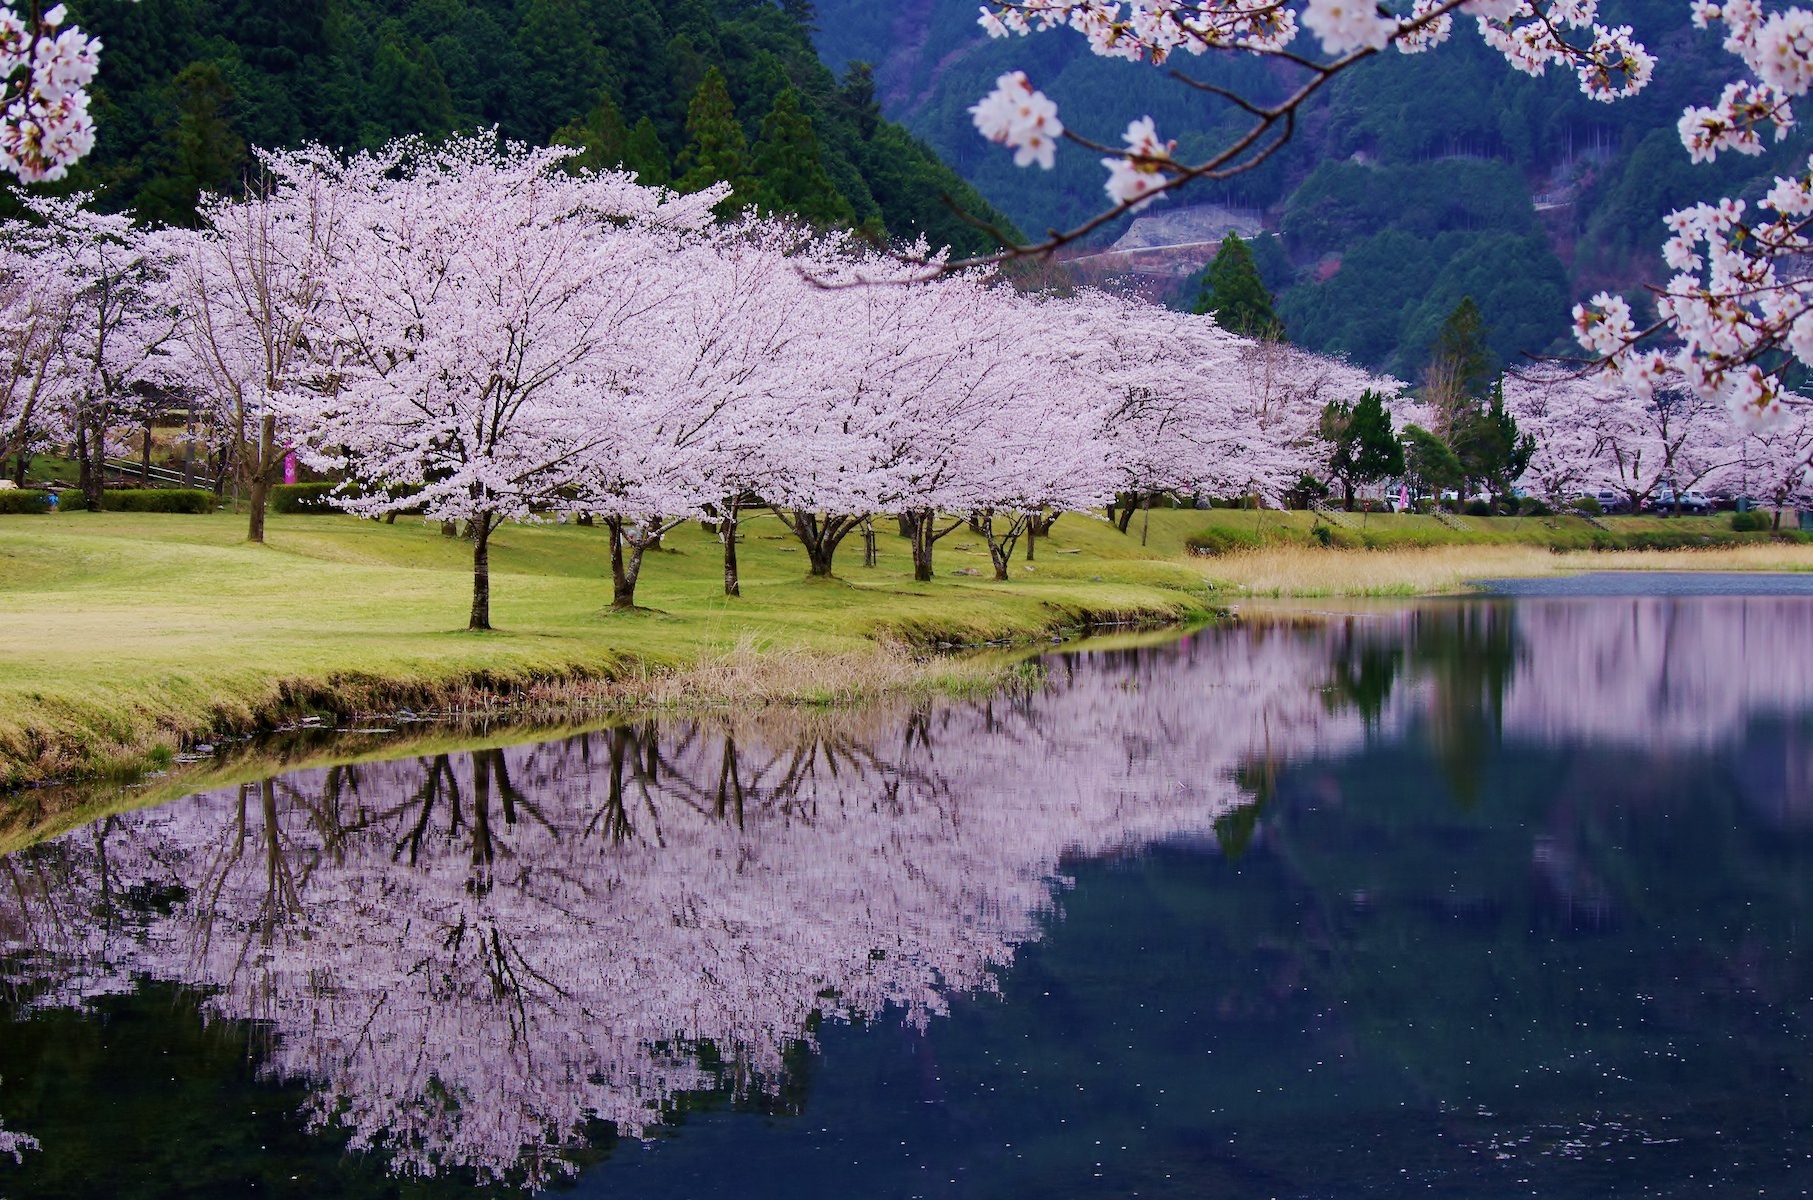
[2,596,1813,1198]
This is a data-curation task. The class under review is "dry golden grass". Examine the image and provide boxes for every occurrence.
[1190,542,1813,598]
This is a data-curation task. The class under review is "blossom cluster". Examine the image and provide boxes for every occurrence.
[0,3,103,183]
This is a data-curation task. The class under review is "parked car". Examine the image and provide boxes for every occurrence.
[1649,488,1714,515]
[1586,489,1630,514]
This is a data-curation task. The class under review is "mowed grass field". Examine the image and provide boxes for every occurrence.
[3,503,1811,787]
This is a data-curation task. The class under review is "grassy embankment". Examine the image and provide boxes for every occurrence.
[3,503,1810,792]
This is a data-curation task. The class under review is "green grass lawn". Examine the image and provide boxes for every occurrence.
[0,507,1214,786]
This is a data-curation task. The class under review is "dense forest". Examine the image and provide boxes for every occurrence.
[812,0,1810,377]
[35,0,1014,256]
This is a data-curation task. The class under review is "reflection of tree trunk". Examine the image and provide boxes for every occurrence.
[472,753,495,873]
[716,736,745,827]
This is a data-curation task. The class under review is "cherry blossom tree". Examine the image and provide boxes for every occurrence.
[0,235,74,486]
[1501,369,1609,508]
[165,149,371,542]
[289,137,719,629]
[1737,404,1813,525]
[13,195,177,511]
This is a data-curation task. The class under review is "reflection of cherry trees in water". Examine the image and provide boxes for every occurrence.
[3,598,1812,1185]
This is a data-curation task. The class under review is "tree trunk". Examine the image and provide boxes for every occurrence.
[469,513,494,631]
[1343,480,1355,512]
[861,516,877,568]
[982,511,1028,580]
[140,420,153,485]
[246,413,276,543]
[1140,494,1152,547]
[1026,511,1038,561]
[11,452,27,488]
[720,502,741,597]
[75,415,98,511]
[1115,495,1136,534]
[778,509,861,578]
[609,518,635,609]
[910,508,935,582]
[182,405,195,488]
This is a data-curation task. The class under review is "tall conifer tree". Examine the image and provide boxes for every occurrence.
[1193,232,1280,338]
[675,67,748,208]
[748,88,855,227]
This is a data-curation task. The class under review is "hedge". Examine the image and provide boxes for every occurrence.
[104,489,215,514]
[0,489,51,514]
[270,482,341,514]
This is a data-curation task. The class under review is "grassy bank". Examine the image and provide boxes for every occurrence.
[0,508,1212,788]
[3,505,1810,790]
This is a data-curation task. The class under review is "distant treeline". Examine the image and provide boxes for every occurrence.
[42,0,1015,255]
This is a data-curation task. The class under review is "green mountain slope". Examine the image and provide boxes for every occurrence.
[811,0,1806,374]
[49,0,1015,256]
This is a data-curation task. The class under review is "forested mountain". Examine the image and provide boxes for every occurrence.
[40,0,1014,255]
[811,0,1807,377]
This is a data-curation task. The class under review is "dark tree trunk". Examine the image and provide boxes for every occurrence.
[182,405,196,488]
[719,500,741,597]
[1140,494,1152,547]
[861,517,877,568]
[469,512,494,631]
[608,518,637,609]
[1026,511,1039,561]
[778,509,863,577]
[1115,494,1136,534]
[246,413,276,543]
[75,415,99,510]
[11,452,27,488]
[1342,480,1355,512]
[982,511,1029,580]
[910,509,936,582]
[140,420,153,484]
[441,519,459,537]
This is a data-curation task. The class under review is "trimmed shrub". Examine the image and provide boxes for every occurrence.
[0,489,51,514]
[1518,496,1552,517]
[1731,511,1771,532]
[271,482,341,514]
[1464,499,1492,517]
[105,489,215,514]
[1575,496,1603,516]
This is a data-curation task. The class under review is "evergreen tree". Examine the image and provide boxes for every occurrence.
[748,88,855,227]
[1321,388,1405,510]
[552,92,630,173]
[368,28,455,141]
[1400,424,1466,504]
[1193,232,1281,338]
[136,61,246,227]
[674,66,748,207]
[624,116,671,186]
[1450,379,1536,501]
[1421,296,1496,435]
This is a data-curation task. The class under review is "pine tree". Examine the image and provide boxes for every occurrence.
[624,117,671,186]
[552,92,630,173]
[674,66,748,206]
[748,88,855,227]
[1193,232,1280,338]
[1321,388,1405,510]
[1450,378,1535,501]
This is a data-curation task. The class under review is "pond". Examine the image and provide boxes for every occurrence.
[1,588,1811,1198]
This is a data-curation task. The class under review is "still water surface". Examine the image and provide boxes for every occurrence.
[1,594,1811,1197]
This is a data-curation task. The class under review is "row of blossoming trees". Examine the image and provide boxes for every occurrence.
[1503,368,1813,522]
[1,135,1390,628]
